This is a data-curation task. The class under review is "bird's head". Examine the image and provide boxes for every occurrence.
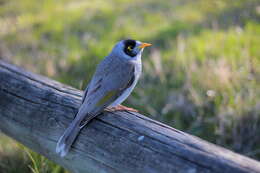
[111,39,152,60]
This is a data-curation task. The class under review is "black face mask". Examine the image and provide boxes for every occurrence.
[123,39,137,57]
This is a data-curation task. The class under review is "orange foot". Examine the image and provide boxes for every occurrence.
[105,105,138,113]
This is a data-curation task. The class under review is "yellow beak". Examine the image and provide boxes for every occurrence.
[139,43,152,49]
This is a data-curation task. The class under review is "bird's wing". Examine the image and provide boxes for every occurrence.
[82,85,88,104]
[82,56,135,115]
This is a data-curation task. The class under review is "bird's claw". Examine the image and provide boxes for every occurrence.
[105,105,138,113]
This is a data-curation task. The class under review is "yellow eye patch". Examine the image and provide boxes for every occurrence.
[127,46,133,51]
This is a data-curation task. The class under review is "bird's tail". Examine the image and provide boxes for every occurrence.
[56,118,82,157]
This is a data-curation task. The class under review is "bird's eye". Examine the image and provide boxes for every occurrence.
[127,46,133,51]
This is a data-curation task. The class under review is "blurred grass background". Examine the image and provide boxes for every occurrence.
[0,0,260,172]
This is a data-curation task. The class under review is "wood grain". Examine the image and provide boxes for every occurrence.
[0,60,259,173]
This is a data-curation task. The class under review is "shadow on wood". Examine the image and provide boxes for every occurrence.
[0,60,259,173]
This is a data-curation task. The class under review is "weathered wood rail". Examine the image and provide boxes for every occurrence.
[0,60,260,173]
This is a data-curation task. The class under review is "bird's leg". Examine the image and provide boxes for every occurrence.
[117,105,138,112]
[105,105,138,112]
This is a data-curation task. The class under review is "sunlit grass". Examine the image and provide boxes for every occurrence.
[0,134,67,173]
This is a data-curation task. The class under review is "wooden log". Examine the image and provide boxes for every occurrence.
[0,60,259,173]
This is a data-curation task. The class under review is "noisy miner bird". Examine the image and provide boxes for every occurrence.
[56,39,152,157]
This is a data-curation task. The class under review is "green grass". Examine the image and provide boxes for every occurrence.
[0,134,67,173]
[0,0,260,172]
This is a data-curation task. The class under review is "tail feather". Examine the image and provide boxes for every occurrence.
[56,108,99,157]
[56,120,81,157]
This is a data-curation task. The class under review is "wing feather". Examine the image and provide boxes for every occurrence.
[82,85,88,104]
[82,56,135,114]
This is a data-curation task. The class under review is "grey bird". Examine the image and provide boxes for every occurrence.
[56,39,152,157]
